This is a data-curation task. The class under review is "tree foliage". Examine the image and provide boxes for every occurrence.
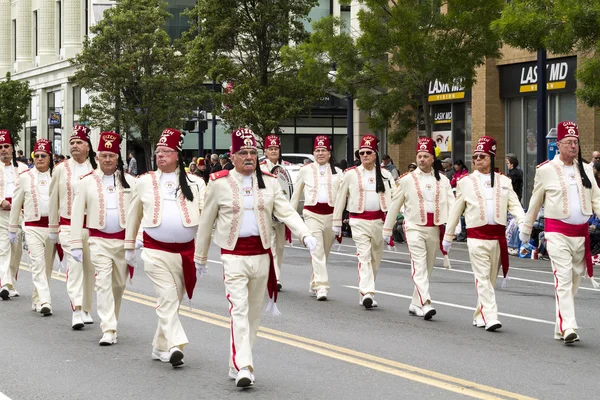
[70,0,202,170]
[493,0,600,108]
[184,0,324,146]
[0,73,33,146]
[294,0,504,143]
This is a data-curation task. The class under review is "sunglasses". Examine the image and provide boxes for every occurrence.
[34,154,48,159]
[0,144,11,149]
[473,154,489,160]
[359,150,374,156]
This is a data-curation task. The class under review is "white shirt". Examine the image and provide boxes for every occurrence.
[37,170,50,217]
[419,170,435,214]
[72,161,91,197]
[101,174,121,233]
[239,175,259,237]
[146,172,197,243]
[317,164,328,203]
[4,165,15,198]
[363,168,380,211]
[479,173,496,225]
[562,165,589,225]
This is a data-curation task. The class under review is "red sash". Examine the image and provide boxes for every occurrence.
[467,225,509,277]
[143,232,196,299]
[89,229,125,240]
[221,236,277,304]
[350,210,385,221]
[304,202,334,215]
[60,216,87,227]
[546,218,593,278]
[25,216,49,228]
[420,213,448,256]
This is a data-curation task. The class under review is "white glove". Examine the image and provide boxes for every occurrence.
[125,250,135,264]
[135,239,143,250]
[48,232,58,243]
[195,262,208,279]
[442,240,452,253]
[454,224,461,236]
[71,248,83,263]
[304,235,318,254]
[519,231,531,244]
[8,231,17,244]
[332,226,342,236]
[383,236,391,246]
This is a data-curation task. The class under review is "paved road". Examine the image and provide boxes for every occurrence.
[1,237,600,399]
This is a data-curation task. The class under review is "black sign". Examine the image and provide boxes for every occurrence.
[427,79,472,104]
[499,56,577,98]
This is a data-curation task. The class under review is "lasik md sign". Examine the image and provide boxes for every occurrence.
[500,57,576,98]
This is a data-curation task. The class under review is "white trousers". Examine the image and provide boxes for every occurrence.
[405,224,440,307]
[60,225,94,311]
[0,210,22,290]
[545,232,585,335]
[223,253,269,373]
[24,226,55,308]
[272,222,286,281]
[89,237,128,333]
[467,238,501,322]
[142,247,188,351]
[350,218,383,295]
[303,210,333,291]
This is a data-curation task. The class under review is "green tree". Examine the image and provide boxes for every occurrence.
[70,0,203,170]
[294,0,504,143]
[492,0,600,108]
[184,0,325,145]
[0,73,33,146]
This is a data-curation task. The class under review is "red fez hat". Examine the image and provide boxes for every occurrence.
[197,157,205,166]
[360,134,378,152]
[416,137,435,156]
[156,128,185,151]
[265,135,281,149]
[70,124,90,142]
[314,135,331,151]
[232,128,257,153]
[33,139,51,154]
[97,132,121,154]
[474,136,497,156]
[557,120,579,142]
[0,130,13,146]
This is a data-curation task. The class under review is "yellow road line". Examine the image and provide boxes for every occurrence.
[24,264,535,399]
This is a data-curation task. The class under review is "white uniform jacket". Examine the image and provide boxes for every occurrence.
[70,170,137,248]
[8,168,50,232]
[290,162,343,211]
[125,169,206,250]
[383,169,454,236]
[194,169,311,264]
[332,165,394,227]
[521,156,600,235]
[444,171,525,241]
[48,158,94,233]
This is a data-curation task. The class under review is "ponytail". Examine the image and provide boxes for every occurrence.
[176,153,194,201]
[375,152,385,193]
[578,145,592,189]
[255,163,266,189]
[117,153,130,189]
[491,155,496,188]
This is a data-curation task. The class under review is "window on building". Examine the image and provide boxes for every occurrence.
[12,20,16,63]
[340,5,351,34]
[33,11,38,57]
[57,1,62,53]
[304,0,331,32]
[166,0,196,39]
[84,0,89,35]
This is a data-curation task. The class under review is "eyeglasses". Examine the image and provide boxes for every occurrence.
[560,140,579,147]
[473,154,489,160]
[237,150,258,157]
[34,154,48,159]
[593,157,600,160]
[359,150,374,156]
[0,145,11,149]
[154,149,177,156]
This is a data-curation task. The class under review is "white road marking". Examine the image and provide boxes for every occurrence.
[0,392,13,400]
[342,285,555,325]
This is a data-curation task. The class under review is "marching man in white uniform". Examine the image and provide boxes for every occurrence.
[520,121,600,344]
[195,129,316,388]
[70,132,136,345]
[126,128,205,367]
[8,139,55,314]
[290,135,342,300]
[442,136,525,331]
[333,135,394,309]
[0,130,30,300]
[260,134,289,290]
[49,125,97,328]
[383,137,454,320]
